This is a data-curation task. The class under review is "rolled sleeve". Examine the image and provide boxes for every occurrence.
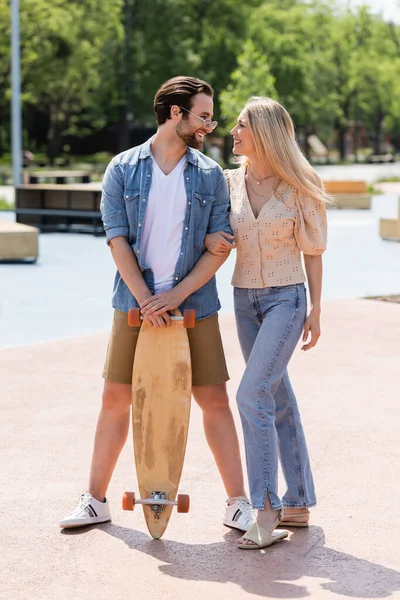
[207,168,232,235]
[294,191,327,255]
[100,159,130,244]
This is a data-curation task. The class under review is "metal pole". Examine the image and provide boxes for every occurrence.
[11,0,22,186]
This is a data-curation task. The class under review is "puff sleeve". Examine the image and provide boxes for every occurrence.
[294,191,327,255]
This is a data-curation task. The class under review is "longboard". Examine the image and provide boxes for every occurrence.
[122,308,195,539]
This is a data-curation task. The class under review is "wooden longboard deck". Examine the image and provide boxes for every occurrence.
[131,316,191,539]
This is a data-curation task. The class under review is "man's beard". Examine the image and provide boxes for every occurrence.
[176,122,203,150]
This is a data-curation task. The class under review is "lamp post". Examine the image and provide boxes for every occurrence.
[11,0,22,186]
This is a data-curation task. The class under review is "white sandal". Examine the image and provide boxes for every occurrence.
[237,509,289,550]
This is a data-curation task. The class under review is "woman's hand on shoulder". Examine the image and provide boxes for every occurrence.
[301,308,321,351]
[205,231,236,256]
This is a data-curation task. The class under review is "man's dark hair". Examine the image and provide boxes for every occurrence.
[154,76,214,125]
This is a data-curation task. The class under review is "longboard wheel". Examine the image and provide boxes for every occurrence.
[183,310,196,329]
[128,308,141,327]
[122,491,136,511]
[177,494,190,513]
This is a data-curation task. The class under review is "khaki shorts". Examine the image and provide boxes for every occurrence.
[102,310,229,387]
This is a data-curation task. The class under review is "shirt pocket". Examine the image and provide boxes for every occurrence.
[193,192,215,249]
[124,190,140,240]
[124,190,140,203]
[193,192,214,228]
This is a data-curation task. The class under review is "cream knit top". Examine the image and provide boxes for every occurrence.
[226,167,327,288]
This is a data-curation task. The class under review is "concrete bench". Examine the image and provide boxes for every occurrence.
[380,198,400,242]
[15,184,103,235]
[323,180,371,209]
[0,221,39,262]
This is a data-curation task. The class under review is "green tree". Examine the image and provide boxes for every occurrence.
[124,0,263,124]
[222,1,341,154]
[0,0,11,155]
[326,6,400,158]
[3,0,400,162]
[20,0,124,161]
[220,40,277,130]
[1,0,261,159]
[352,13,400,155]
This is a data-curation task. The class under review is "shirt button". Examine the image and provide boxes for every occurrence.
[125,195,129,199]
[138,223,142,227]
[188,202,191,205]
[186,177,189,181]
[175,277,179,280]
[142,198,146,202]
[181,252,184,255]
[185,227,188,230]
[203,200,206,204]
[147,174,151,178]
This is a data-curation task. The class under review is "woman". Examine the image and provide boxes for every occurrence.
[205,97,328,550]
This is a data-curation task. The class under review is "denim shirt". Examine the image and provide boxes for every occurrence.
[100,136,232,319]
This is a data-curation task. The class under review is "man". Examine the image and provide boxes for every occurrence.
[60,76,255,532]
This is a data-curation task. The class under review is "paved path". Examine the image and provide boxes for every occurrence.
[1,301,399,599]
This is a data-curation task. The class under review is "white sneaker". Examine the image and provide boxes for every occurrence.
[223,496,256,531]
[60,492,111,528]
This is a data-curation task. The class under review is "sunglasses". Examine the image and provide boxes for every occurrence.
[179,106,218,132]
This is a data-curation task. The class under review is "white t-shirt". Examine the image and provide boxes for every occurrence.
[141,155,187,294]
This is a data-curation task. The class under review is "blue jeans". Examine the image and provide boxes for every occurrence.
[234,284,316,511]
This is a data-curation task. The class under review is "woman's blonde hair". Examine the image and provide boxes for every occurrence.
[240,97,331,204]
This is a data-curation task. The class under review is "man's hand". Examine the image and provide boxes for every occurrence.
[301,309,321,351]
[205,231,236,256]
[108,238,171,328]
[137,290,171,327]
[140,288,187,318]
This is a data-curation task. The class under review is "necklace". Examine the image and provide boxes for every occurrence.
[248,170,275,185]
[246,177,275,198]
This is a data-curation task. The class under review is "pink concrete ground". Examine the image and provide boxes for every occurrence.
[1,300,400,599]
